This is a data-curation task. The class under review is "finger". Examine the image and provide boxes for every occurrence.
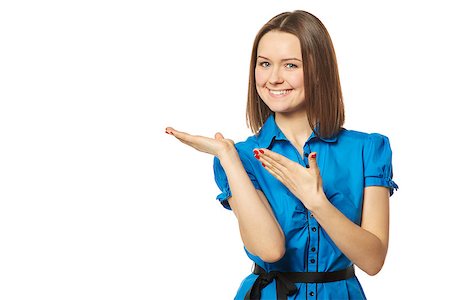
[176,137,195,147]
[253,150,288,185]
[215,132,224,140]
[257,153,286,181]
[308,152,320,174]
[165,127,196,143]
[166,127,202,148]
[262,160,286,184]
[256,148,293,172]
[259,148,293,166]
[165,127,174,135]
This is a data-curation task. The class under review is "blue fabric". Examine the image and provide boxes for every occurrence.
[212,114,398,300]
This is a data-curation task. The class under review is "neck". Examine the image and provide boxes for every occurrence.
[274,110,313,146]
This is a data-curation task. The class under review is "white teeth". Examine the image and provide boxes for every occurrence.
[270,89,291,95]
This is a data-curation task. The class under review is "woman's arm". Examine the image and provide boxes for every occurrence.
[165,127,285,263]
[255,149,390,275]
[310,186,389,275]
[217,149,285,263]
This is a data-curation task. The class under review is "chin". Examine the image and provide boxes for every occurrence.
[267,106,290,113]
[264,102,298,113]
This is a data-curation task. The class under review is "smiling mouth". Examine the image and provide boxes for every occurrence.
[269,89,292,96]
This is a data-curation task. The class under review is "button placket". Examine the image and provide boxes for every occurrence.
[303,144,311,168]
[308,217,319,269]
[307,208,319,298]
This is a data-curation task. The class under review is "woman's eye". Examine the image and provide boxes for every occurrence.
[286,63,298,69]
[259,62,270,68]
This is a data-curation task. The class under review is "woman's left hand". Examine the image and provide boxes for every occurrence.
[254,149,326,211]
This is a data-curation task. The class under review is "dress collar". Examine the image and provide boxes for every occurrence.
[256,114,338,149]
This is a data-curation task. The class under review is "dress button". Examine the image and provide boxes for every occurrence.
[309,291,314,296]
[305,164,310,168]
[311,247,316,252]
[311,227,317,232]
[305,152,309,157]
[310,259,316,263]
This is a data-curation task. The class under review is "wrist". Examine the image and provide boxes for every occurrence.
[217,145,238,162]
[307,190,329,214]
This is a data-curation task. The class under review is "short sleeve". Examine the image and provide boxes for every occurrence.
[363,133,399,196]
[213,150,261,210]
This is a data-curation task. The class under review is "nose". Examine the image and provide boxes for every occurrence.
[268,66,283,85]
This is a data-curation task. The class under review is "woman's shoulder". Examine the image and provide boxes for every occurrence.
[338,128,390,144]
[233,135,259,157]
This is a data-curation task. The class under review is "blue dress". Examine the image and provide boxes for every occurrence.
[213,114,398,300]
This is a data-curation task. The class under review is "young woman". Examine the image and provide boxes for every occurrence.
[166,10,398,300]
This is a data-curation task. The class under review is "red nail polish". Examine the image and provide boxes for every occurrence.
[165,131,169,134]
[310,153,316,158]
[259,149,264,154]
[253,150,259,155]
[254,154,260,160]
[262,163,266,167]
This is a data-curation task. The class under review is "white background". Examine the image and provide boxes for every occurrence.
[1,0,449,299]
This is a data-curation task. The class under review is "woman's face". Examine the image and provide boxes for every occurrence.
[255,31,305,114]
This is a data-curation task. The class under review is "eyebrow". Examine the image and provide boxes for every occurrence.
[257,55,303,62]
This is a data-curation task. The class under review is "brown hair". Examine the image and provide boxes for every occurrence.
[246,10,345,139]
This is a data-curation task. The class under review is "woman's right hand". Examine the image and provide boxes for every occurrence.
[165,127,236,158]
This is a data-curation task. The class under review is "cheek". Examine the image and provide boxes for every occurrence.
[287,72,304,89]
[255,69,267,87]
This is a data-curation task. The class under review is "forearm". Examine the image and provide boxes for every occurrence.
[310,194,387,275]
[218,150,285,262]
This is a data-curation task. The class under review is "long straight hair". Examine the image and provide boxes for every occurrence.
[246,10,345,139]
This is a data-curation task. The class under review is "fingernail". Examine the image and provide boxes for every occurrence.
[262,163,266,167]
[254,154,260,160]
[165,131,169,134]
[310,153,316,158]
[259,149,264,154]
[253,150,259,155]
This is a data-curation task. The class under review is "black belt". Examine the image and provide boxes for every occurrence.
[244,264,355,300]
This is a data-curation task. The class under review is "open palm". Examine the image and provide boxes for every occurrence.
[166,127,235,158]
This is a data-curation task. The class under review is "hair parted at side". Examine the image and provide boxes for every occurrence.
[246,10,345,139]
